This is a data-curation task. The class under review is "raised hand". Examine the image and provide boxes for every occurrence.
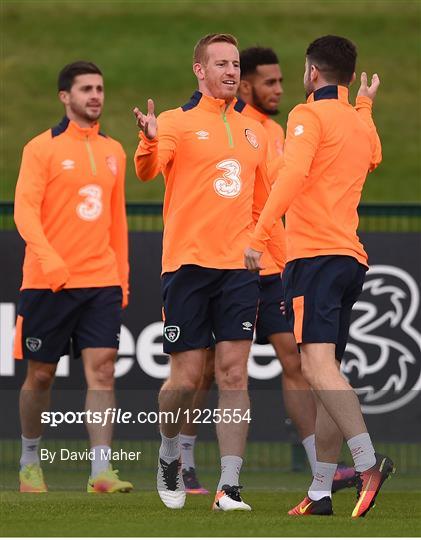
[133,98,157,140]
[357,72,380,101]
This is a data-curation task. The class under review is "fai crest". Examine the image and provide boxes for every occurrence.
[342,265,421,414]
[245,129,259,148]
[164,325,180,343]
[26,337,42,353]
[106,155,118,176]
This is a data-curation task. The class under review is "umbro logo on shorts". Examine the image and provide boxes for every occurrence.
[242,321,253,331]
[164,325,180,343]
[25,337,42,352]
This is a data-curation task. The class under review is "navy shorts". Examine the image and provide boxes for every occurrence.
[161,265,259,353]
[255,274,292,345]
[14,287,123,363]
[282,256,367,360]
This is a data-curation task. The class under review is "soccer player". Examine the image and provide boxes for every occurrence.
[245,35,394,518]
[179,46,355,495]
[14,61,132,494]
[134,33,284,511]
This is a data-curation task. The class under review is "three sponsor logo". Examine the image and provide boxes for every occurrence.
[342,265,421,414]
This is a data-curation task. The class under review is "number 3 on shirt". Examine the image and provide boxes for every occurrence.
[76,184,103,221]
[214,159,242,198]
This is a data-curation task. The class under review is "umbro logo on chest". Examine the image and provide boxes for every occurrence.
[195,130,209,140]
[61,159,75,170]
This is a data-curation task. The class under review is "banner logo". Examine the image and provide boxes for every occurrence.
[342,265,421,414]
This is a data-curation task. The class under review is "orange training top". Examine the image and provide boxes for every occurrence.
[235,99,286,275]
[234,99,285,161]
[134,91,284,274]
[250,86,382,267]
[14,117,129,302]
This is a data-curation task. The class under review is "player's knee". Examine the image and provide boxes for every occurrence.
[181,379,200,394]
[27,366,56,390]
[300,355,320,388]
[280,351,302,378]
[91,359,115,388]
[216,364,247,390]
[168,364,203,392]
[202,361,215,388]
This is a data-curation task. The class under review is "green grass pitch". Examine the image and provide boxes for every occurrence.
[1,470,420,536]
[1,0,420,203]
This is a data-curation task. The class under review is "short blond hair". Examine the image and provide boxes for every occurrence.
[193,33,238,64]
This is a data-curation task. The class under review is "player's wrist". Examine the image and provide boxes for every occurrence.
[356,95,373,106]
[249,238,266,253]
[139,131,158,143]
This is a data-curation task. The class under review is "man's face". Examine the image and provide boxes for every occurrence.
[196,42,240,102]
[248,64,283,116]
[60,74,104,123]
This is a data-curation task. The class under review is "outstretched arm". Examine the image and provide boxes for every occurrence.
[133,100,179,181]
[110,149,129,307]
[244,105,321,271]
[355,72,382,170]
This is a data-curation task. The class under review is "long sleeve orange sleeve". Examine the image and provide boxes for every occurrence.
[252,153,287,270]
[250,105,321,253]
[355,96,382,171]
[14,141,70,291]
[134,111,180,181]
[109,150,129,307]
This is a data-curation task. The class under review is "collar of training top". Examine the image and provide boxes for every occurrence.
[307,85,349,103]
[182,91,236,114]
[51,116,103,139]
[234,98,267,123]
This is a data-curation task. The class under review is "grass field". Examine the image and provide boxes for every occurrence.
[1,0,420,203]
[1,469,420,536]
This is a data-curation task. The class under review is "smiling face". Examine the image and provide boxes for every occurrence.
[59,73,104,127]
[193,42,240,102]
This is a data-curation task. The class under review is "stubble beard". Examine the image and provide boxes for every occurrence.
[251,88,279,116]
[69,102,102,123]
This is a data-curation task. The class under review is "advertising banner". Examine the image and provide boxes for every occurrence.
[1,231,420,441]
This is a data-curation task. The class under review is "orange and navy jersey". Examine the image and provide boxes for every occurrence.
[250,86,382,267]
[235,99,286,274]
[134,91,284,273]
[14,117,129,300]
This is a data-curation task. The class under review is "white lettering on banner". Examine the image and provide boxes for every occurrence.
[0,303,15,375]
[136,321,169,379]
[248,343,282,380]
[56,356,70,377]
[1,263,419,415]
[115,325,135,377]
